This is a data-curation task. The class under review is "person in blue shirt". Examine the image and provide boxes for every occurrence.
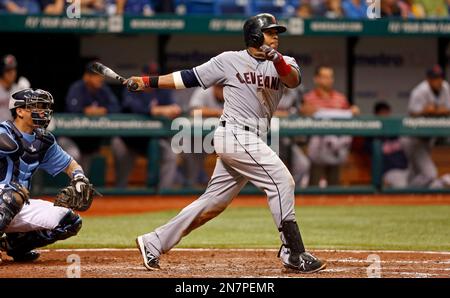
[112,62,181,189]
[0,88,93,263]
[342,0,368,18]
[60,61,122,176]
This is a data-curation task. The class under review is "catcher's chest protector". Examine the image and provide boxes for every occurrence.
[0,121,54,186]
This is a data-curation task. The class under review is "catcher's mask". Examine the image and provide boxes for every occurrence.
[10,88,54,129]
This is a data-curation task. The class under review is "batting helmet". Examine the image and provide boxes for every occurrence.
[243,13,287,48]
[10,88,54,129]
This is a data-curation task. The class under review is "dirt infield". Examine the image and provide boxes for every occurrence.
[1,248,449,278]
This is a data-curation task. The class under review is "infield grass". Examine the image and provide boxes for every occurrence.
[50,205,450,251]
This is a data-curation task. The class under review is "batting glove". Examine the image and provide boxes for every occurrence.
[260,45,282,63]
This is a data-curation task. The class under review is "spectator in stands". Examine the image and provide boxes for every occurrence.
[0,55,18,121]
[152,0,174,13]
[0,0,40,13]
[400,64,450,188]
[342,0,368,18]
[112,61,182,189]
[79,0,105,15]
[398,0,426,18]
[183,85,224,187]
[116,0,154,15]
[0,54,31,121]
[39,0,65,14]
[60,61,122,177]
[324,0,344,18]
[415,0,448,18]
[367,101,410,188]
[381,0,402,17]
[296,2,313,18]
[305,0,327,16]
[301,65,360,187]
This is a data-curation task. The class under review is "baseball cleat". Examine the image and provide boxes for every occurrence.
[8,250,41,262]
[136,236,160,271]
[279,246,327,274]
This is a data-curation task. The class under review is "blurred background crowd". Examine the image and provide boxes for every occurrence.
[1,0,450,19]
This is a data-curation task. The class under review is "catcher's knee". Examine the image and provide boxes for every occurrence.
[4,210,82,255]
[53,210,82,240]
[0,189,25,233]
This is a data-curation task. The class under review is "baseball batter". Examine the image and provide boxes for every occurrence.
[126,13,326,273]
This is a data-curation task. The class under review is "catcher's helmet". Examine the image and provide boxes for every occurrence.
[10,88,54,129]
[243,13,286,48]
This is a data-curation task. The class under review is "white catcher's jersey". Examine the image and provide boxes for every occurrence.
[193,50,300,128]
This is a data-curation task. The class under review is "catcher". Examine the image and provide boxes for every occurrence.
[0,88,97,263]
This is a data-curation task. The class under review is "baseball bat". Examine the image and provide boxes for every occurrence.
[90,62,139,91]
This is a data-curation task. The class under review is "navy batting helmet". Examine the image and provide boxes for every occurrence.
[243,13,286,48]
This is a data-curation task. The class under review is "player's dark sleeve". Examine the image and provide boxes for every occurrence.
[180,69,201,88]
[65,82,84,113]
[103,85,121,113]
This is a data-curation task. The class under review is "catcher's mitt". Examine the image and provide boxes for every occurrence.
[54,176,100,211]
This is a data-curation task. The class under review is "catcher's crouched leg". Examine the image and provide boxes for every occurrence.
[3,210,82,261]
[0,187,29,234]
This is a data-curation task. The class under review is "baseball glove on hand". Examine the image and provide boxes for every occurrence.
[54,176,99,211]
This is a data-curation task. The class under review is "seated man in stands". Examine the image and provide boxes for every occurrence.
[301,65,359,187]
[401,65,450,188]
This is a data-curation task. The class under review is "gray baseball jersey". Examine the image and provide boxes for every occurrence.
[194,50,299,129]
[408,80,450,114]
[189,87,224,111]
[141,50,301,260]
[402,80,450,187]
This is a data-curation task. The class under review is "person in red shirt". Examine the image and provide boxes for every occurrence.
[302,65,359,116]
[301,65,359,187]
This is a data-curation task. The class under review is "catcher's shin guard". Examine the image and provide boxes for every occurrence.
[4,210,82,256]
[0,189,25,234]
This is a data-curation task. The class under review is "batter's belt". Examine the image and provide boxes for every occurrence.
[220,121,268,136]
